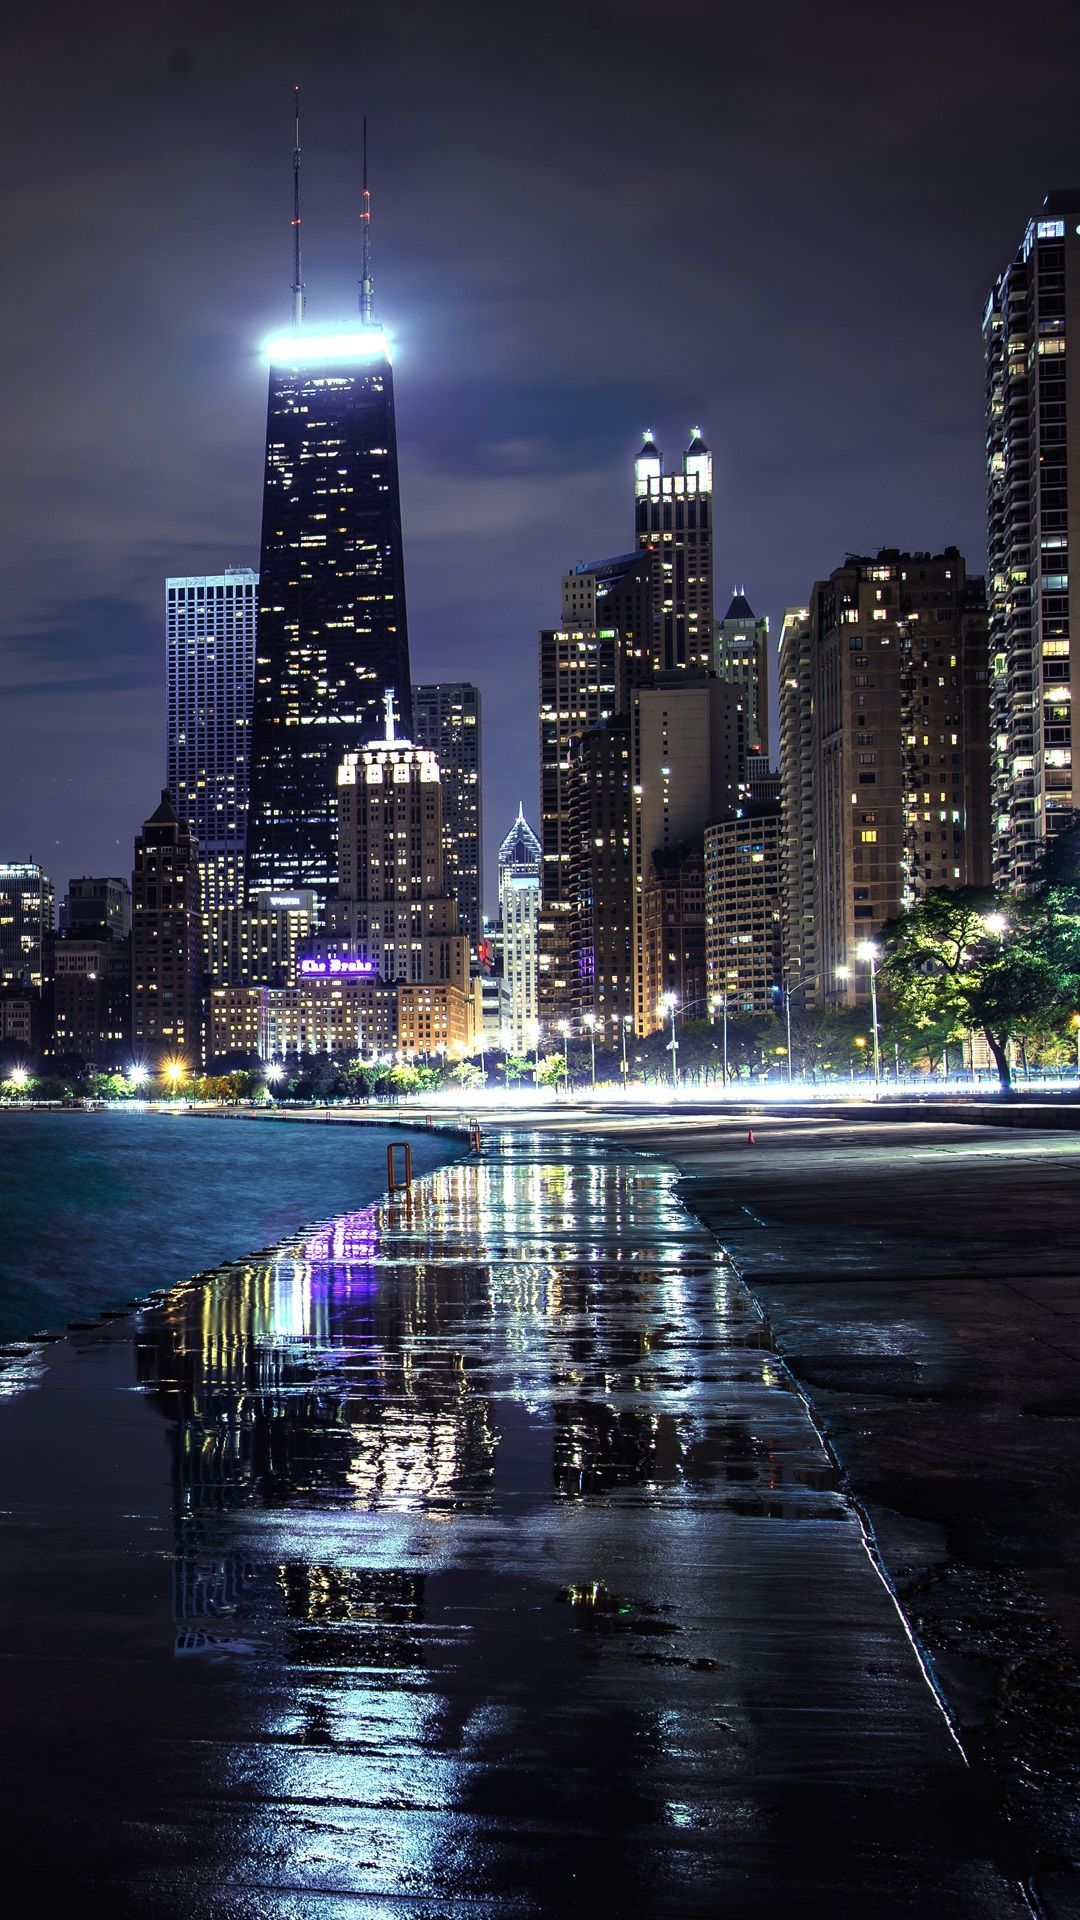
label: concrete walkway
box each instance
[0,1134,1023,1916]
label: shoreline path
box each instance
[0,1128,1026,1916]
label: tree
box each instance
[450,1061,484,1091]
[536,1053,568,1088]
[880,886,1080,1093]
[500,1052,532,1088]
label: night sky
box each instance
[5,0,1080,908]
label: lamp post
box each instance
[558,1018,570,1093]
[528,1018,541,1085]
[839,948,881,1089]
[620,1014,632,1082]
[1072,1013,1080,1080]
[855,941,882,1087]
[582,1013,599,1090]
[784,985,793,1084]
[660,991,679,1094]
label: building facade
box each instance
[782,551,991,1008]
[259,979,397,1062]
[634,430,714,672]
[778,607,815,997]
[985,192,1080,888]
[497,805,541,1052]
[0,864,54,989]
[412,682,483,944]
[630,675,744,1032]
[63,878,131,941]
[166,569,258,914]
[713,591,770,761]
[50,938,130,1069]
[567,718,633,1034]
[704,803,784,1017]
[245,318,413,915]
[204,888,315,989]
[639,844,708,1032]
[131,792,203,1064]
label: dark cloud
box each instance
[4,0,1080,895]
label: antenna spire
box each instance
[291,86,304,327]
[383,687,397,741]
[360,116,374,323]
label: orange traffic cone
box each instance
[748,1129,756,1145]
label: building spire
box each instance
[291,85,304,327]
[383,687,397,741]
[360,116,374,323]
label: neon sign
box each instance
[298,958,375,978]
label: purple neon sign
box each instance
[299,957,376,978]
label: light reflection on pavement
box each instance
[0,1136,1024,1917]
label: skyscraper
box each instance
[714,590,770,761]
[328,698,470,1044]
[498,805,541,1052]
[781,550,991,1008]
[704,802,784,1017]
[167,569,258,915]
[629,676,744,1032]
[537,552,650,1026]
[985,193,1080,887]
[0,864,54,989]
[412,683,483,943]
[634,429,714,672]
[246,125,412,917]
[131,792,203,1064]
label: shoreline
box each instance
[0,1129,1023,1916]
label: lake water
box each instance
[0,1111,461,1341]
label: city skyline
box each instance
[4,1,1079,902]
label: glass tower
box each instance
[166,569,258,914]
[985,192,1080,887]
[245,325,413,916]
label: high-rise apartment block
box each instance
[634,430,713,671]
[246,319,412,915]
[166,570,258,914]
[131,792,203,1063]
[781,551,991,1007]
[0,864,54,989]
[204,889,315,989]
[704,802,784,1016]
[568,717,634,1029]
[412,683,483,943]
[538,592,618,1025]
[714,590,770,761]
[985,192,1080,887]
[497,806,541,1052]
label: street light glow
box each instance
[8,1066,30,1089]
[983,912,1009,935]
[855,940,880,962]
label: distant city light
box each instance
[262,326,392,368]
[298,957,376,977]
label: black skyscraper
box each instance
[246,116,413,914]
[245,328,413,912]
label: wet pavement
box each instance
[0,1134,1025,1917]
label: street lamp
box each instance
[163,1059,188,1095]
[265,1061,284,1085]
[527,1018,541,1084]
[659,991,679,1094]
[8,1065,30,1090]
[583,1013,599,1090]
[558,1018,570,1090]
[126,1063,149,1089]
[855,940,882,1087]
